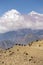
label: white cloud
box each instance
[0,9,43,33]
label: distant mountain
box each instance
[0,29,43,49]
[0,10,43,49]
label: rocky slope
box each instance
[0,40,43,65]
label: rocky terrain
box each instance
[0,40,43,65]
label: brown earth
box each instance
[0,40,43,65]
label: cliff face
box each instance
[0,40,43,65]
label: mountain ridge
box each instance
[0,29,43,49]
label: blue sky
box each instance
[0,0,43,15]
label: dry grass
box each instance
[0,40,43,65]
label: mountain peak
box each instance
[29,11,39,16]
[4,9,20,15]
[30,11,38,14]
[29,11,43,16]
[1,9,21,19]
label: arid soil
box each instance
[0,40,43,65]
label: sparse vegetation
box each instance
[29,58,32,61]
[9,52,14,56]
[17,49,19,51]
[39,45,41,47]
[34,61,36,63]
[31,56,33,58]
[25,52,28,55]
[2,61,4,64]
[9,50,11,52]
[36,40,39,42]
[0,40,43,65]
[28,43,32,46]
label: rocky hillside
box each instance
[0,40,43,65]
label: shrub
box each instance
[9,50,11,52]
[29,43,32,46]
[9,52,14,56]
[2,61,4,64]
[36,40,38,42]
[29,59,32,61]
[17,49,19,51]
[25,52,28,55]
[31,56,33,58]
[39,45,41,47]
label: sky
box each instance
[0,9,43,33]
[0,0,43,33]
[0,0,43,15]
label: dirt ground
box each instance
[0,40,43,65]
